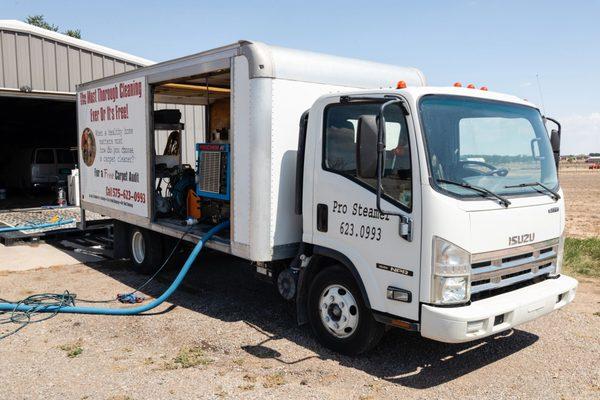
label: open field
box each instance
[561,169,600,277]
[560,169,600,238]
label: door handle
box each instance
[399,215,412,242]
[317,203,328,232]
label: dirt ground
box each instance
[0,249,598,400]
[0,171,599,399]
[560,169,600,238]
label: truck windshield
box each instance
[419,95,558,199]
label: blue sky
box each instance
[4,0,599,153]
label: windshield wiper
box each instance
[504,182,560,201]
[437,179,511,207]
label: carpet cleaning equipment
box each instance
[0,220,228,318]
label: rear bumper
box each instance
[420,275,578,343]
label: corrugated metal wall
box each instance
[154,103,206,165]
[0,29,142,93]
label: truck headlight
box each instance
[432,237,471,304]
[554,230,566,275]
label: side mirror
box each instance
[546,117,561,169]
[550,129,561,166]
[356,115,380,178]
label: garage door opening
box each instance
[0,96,77,210]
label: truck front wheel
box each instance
[307,265,384,355]
[129,227,164,274]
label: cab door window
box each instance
[323,102,412,210]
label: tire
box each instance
[307,265,384,355]
[129,227,164,274]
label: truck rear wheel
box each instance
[129,227,164,274]
[307,265,384,355]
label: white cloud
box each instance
[557,113,600,155]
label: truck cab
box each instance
[296,85,577,353]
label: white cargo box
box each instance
[76,40,425,261]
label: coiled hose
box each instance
[0,220,229,316]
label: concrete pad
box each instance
[0,242,102,272]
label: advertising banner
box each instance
[77,77,149,217]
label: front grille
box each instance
[470,238,559,300]
[472,261,491,269]
[502,252,533,264]
[470,276,548,302]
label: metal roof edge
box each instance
[0,19,154,66]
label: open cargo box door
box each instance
[149,68,233,244]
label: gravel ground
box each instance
[0,251,598,400]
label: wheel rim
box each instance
[131,231,146,264]
[319,284,359,338]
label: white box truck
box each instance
[76,41,577,354]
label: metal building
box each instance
[0,20,153,209]
[0,20,152,99]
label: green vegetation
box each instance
[64,29,82,39]
[59,340,83,358]
[263,372,286,388]
[563,237,600,278]
[172,346,212,368]
[25,15,58,32]
[25,15,81,38]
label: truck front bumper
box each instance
[420,275,578,343]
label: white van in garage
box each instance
[24,147,77,189]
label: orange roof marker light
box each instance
[480,86,489,91]
[467,84,476,89]
[396,80,407,89]
[453,82,462,87]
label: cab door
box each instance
[309,97,422,321]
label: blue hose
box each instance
[0,218,75,233]
[0,220,229,315]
